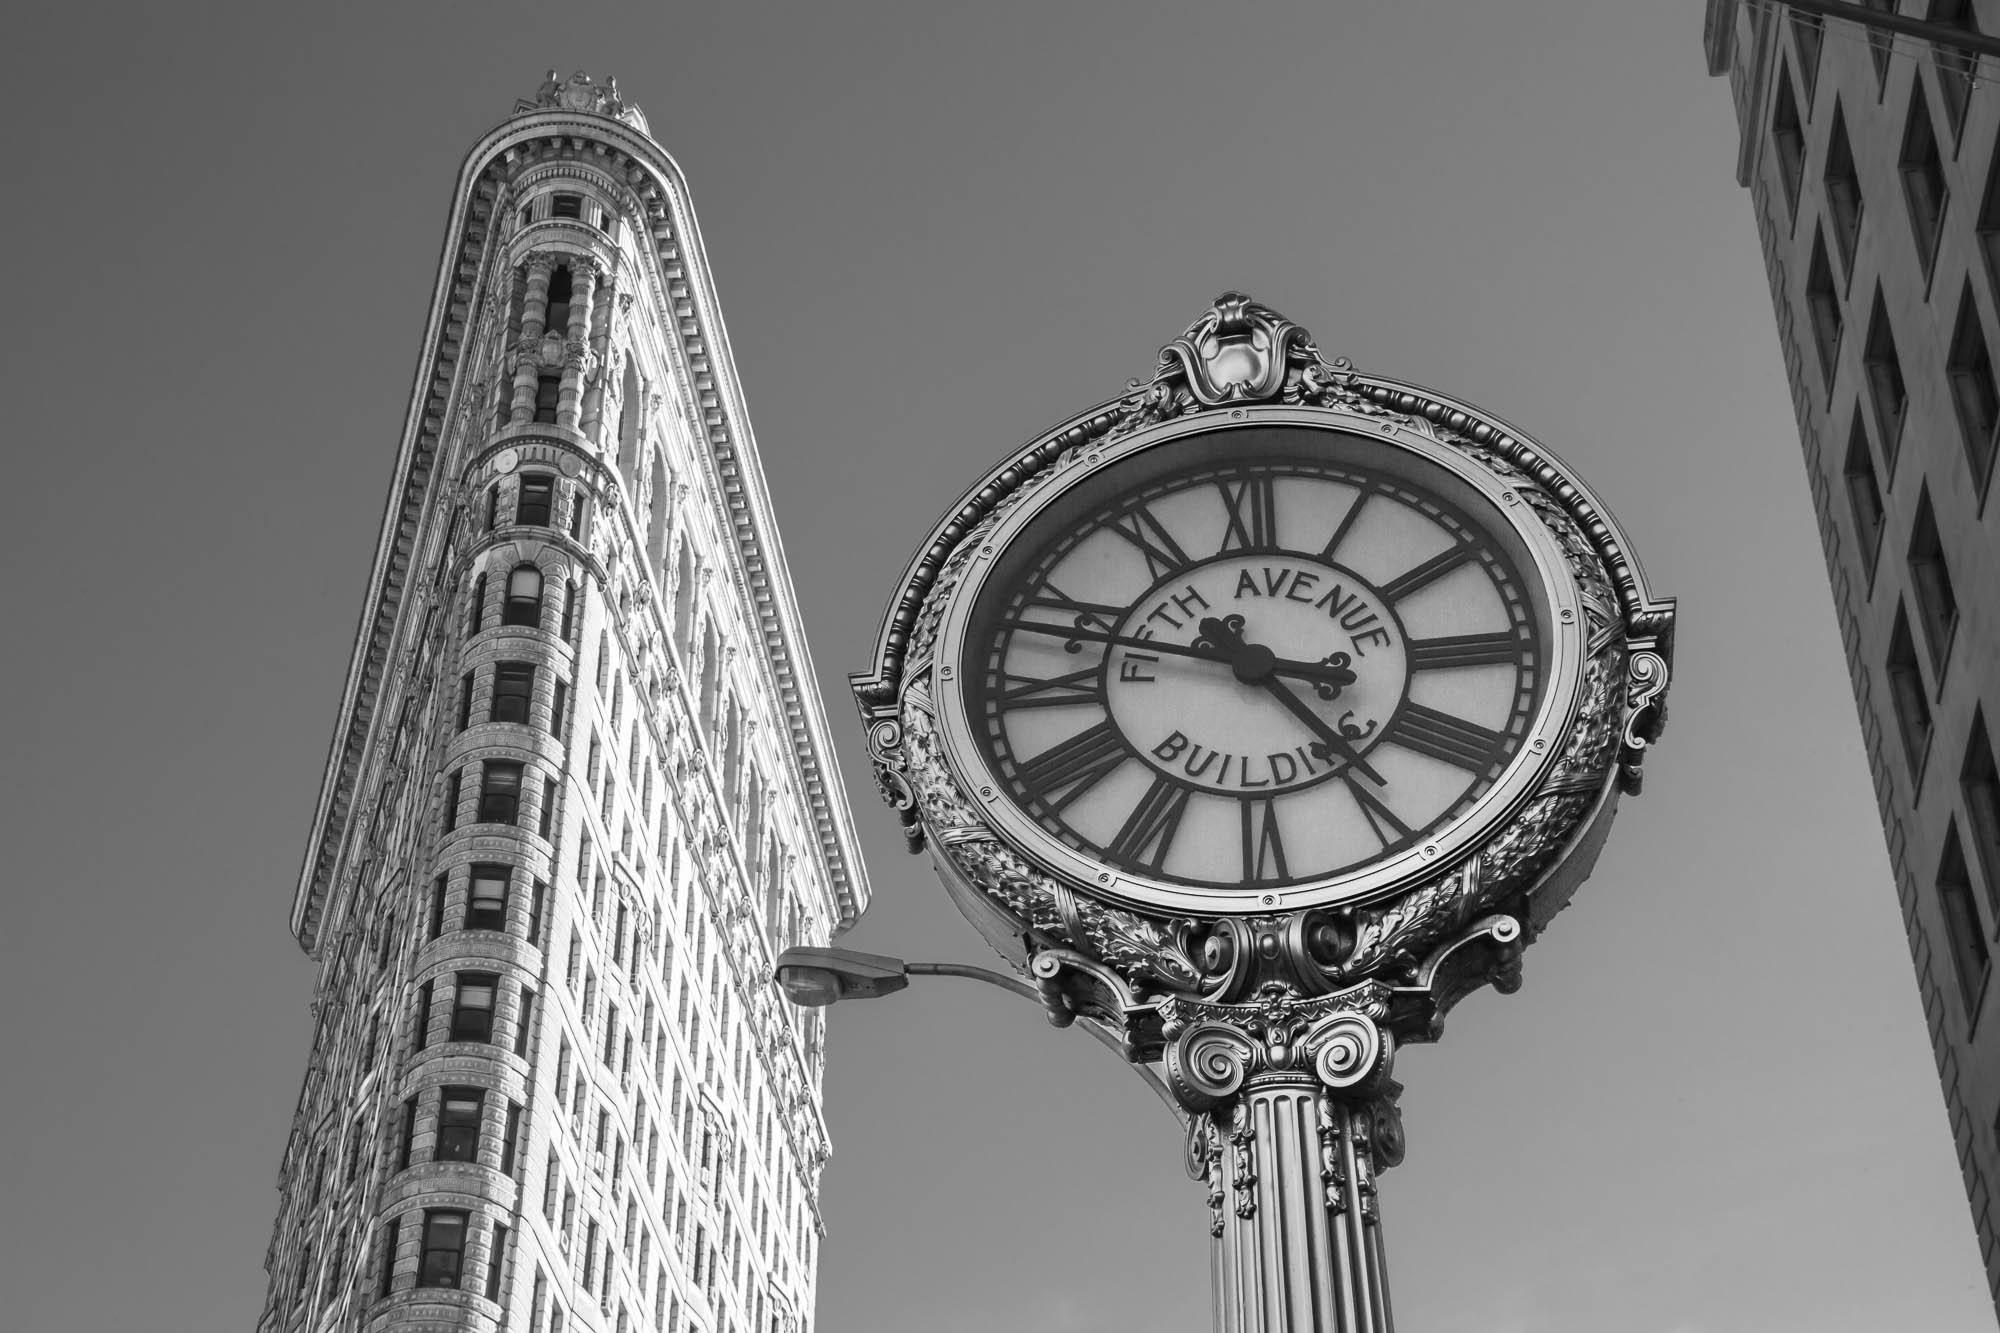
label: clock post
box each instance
[849,295,1674,1333]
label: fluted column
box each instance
[510,257,555,424]
[1166,1001,1401,1333]
[580,275,619,444]
[558,260,598,431]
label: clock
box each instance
[926,412,1585,916]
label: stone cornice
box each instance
[292,104,872,952]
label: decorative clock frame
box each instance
[849,295,1674,1332]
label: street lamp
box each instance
[773,944,1186,1119]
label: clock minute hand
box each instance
[1195,615,1386,785]
[1002,617,1357,691]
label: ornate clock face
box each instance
[947,422,1565,903]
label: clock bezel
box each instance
[927,405,1588,916]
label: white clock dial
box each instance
[963,440,1544,892]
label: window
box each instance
[560,578,579,638]
[1979,135,2000,298]
[487,1223,510,1300]
[1863,290,1907,468]
[516,987,537,1057]
[1791,11,1823,103]
[1940,826,1990,1015]
[502,1102,524,1175]
[1932,0,1979,138]
[551,193,582,219]
[417,1210,469,1289]
[534,374,561,424]
[1863,0,1895,89]
[458,671,475,731]
[1966,714,2000,910]
[428,874,447,940]
[1805,229,1841,389]
[485,484,500,532]
[1947,285,2000,490]
[378,1219,400,1297]
[442,771,462,834]
[547,265,574,334]
[412,982,433,1052]
[1900,80,1949,277]
[398,1096,418,1170]
[517,474,555,527]
[450,972,499,1043]
[528,879,547,947]
[1843,411,1886,572]
[550,680,568,737]
[467,574,487,636]
[1825,102,1863,273]
[1888,605,1933,778]
[491,663,535,724]
[435,1088,485,1162]
[478,761,524,824]
[503,565,544,628]
[1908,488,1959,669]
[540,778,558,839]
[1773,64,1806,215]
[466,864,510,931]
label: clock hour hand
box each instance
[1001,617,1358,693]
[1195,615,1386,785]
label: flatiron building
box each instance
[257,71,870,1333]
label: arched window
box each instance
[560,579,580,641]
[503,565,544,628]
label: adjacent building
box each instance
[1705,0,2000,1312]
[258,71,870,1333]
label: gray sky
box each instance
[3,3,1989,1331]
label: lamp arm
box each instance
[904,961,1044,1004]
[904,961,1185,1126]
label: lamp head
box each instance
[773,947,912,1007]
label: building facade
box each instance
[257,72,870,1333]
[1705,0,2000,1312]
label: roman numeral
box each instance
[1105,506,1191,578]
[1106,775,1190,871]
[1017,721,1128,810]
[1217,476,1279,552]
[1241,797,1288,884]
[997,669,1106,711]
[1345,778,1413,847]
[1407,632,1524,670]
[1377,544,1475,603]
[1382,703,1504,771]
[1317,490,1372,561]
[1023,585,1124,628]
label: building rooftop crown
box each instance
[515,69,649,134]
